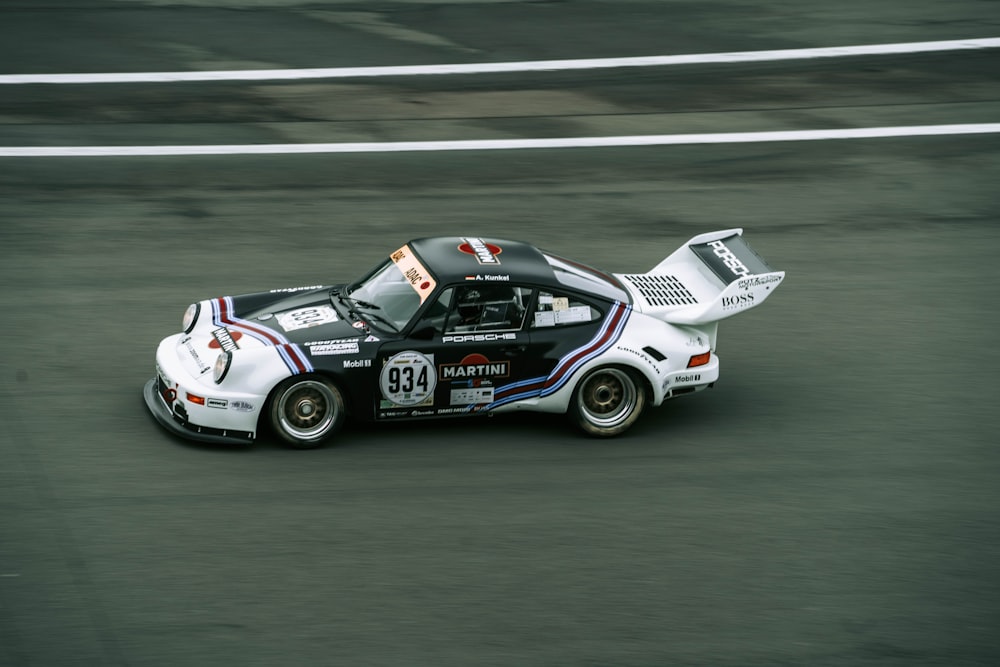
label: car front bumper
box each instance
[143,334,267,445]
[143,377,254,445]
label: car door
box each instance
[486,288,611,407]
[373,283,535,420]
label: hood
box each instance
[221,285,362,345]
[175,286,366,381]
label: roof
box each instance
[408,237,557,286]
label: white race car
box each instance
[143,229,784,447]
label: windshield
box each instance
[345,254,433,331]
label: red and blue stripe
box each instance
[210,296,313,376]
[485,301,631,410]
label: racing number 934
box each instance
[387,364,428,394]
[379,351,436,406]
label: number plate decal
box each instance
[276,306,338,332]
[380,351,436,406]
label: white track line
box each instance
[1,38,998,85]
[3,125,998,157]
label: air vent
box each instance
[622,274,698,307]
[642,346,667,362]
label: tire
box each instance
[269,376,345,449]
[570,366,646,437]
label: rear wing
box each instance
[614,228,784,325]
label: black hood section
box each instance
[228,285,336,314]
[225,285,362,344]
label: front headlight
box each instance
[213,351,232,384]
[182,303,200,334]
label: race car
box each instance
[143,230,784,448]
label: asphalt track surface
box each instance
[2,2,1000,665]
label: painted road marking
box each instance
[1,38,998,85]
[3,124,998,157]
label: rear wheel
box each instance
[269,376,345,449]
[570,366,646,437]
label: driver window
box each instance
[444,284,531,333]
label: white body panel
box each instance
[492,308,719,415]
[152,298,299,437]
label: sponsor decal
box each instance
[443,332,517,343]
[380,351,436,407]
[306,338,361,356]
[436,407,471,415]
[230,400,254,412]
[390,245,437,303]
[209,327,242,351]
[708,239,751,278]
[691,236,766,284]
[685,336,705,347]
[276,306,338,332]
[157,368,178,406]
[364,335,380,343]
[721,293,755,310]
[306,337,361,345]
[439,354,510,380]
[737,274,782,290]
[181,336,211,374]
[206,398,228,409]
[618,346,661,373]
[309,343,359,355]
[343,358,372,369]
[352,321,366,329]
[450,379,495,406]
[675,373,701,383]
[380,406,474,419]
[534,304,592,327]
[269,285,323,293]
[459,238,502,265]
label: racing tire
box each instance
[269,376,345,449]
[570,366,646,437]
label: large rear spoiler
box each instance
[614,229,784,326]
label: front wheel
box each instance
[570,366,646,437]
[269,376,345,449]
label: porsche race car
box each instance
[143,230,784,448]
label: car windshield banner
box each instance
[390,244,437,303]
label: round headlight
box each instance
[182,303,200,334]
[213,351,232,384]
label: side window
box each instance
[531,291,602,328]
[416,287,454,335]
[444,284,531,333]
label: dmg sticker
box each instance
[380,351,436,406]
[276,306,338,332]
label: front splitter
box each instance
[143,379,254,445]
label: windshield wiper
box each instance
[335,288,398,332]
[345,296,380,310]
[357,310,399,333]
[334,288,373,313]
